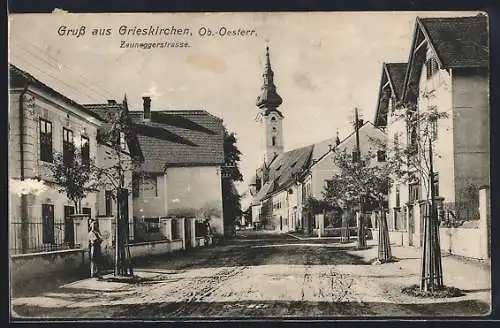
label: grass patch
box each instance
[401,284,465,298]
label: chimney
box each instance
[142,96,151,120]
[107,99,117,105]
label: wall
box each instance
[439,227,484,259]
[10,240,186,290]
[452,69,490,202]
[11,249,86,291]
[133,173,167,218]
[166,166,224,235]
[9,86,101,222]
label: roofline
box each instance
[373,63,389,126]
[9,64,105,122]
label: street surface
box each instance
[11,231,490,318]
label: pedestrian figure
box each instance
[88,220,103,278]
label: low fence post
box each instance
[479,186,490,259]
[178,217,186,250]
[190,218,196,248]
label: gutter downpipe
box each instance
[19,83,30,253]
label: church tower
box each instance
[256,46,284,165]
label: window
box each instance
[271,116,276,121]
[426,57,439,79]
[132,174,140,198]
[42,204,55,244]
[105,190,113,216]
[409,182,420,203]
[119,132,126,151]
[63,128,74,165]
[272,136,276,146]
[395,184,401,208]
[431,119,438,141]
[81,136,90,165]
[352,150,360,163]
[39,119,53,162]
[432,172,439,198]
[377,150,386,162]
[82,207,92,219]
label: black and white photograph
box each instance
[8,10,491,319]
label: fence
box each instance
[442,201,480,227]
[10,220,79,255]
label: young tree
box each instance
[383,89,449,291]
[50,142,100,214]
[221,129,244,237]
[323,150,395,256]
[95,96,143,277]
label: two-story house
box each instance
[129,97,226,236]
[374,15,489,247]
[9,64,103,253]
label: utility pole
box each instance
[354,108,366,249]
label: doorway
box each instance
[64,205,75,247]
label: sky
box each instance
[8,11,480,206]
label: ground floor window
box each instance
[42,204,55,244]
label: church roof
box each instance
[128,110,225,172]
[252,145,314,204]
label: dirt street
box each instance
[11,231,490,319]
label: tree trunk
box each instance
[420,201,443,291]
[377,207,392,262]
[340,209,350,243]
[357,211,367,249]
[114,188,134,277]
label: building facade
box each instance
[9,64,103,253]
[374,16,489,247]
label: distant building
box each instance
[248,48,387,232]
[129,97,226,236]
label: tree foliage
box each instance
[322,150,394,212]
[221,128,244,231]
[50,143,100,213]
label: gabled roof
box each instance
[83,102,144,162]
[129,110,225,172]
[252,145,314,204]
[403,15,488,101]
[419,16,488,69]
[374,63,407,128]
[9,64,103,122]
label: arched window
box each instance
[271,116,276,122]
[272,127,277,133]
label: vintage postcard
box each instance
[8,11,491,320]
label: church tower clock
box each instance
[256,46,284,165]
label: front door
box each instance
[64,205,75,247]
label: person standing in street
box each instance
[88,220,103,278]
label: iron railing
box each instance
[10,220,79,255]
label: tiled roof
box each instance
[252,145,314,203]
[374,63,407,127]
[129,110,225,172]
[419,16,489,69]
[385,63,407,100]
[9,64,104,122]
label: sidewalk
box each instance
[338,239,491,309]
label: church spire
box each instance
[256,46,283,112]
